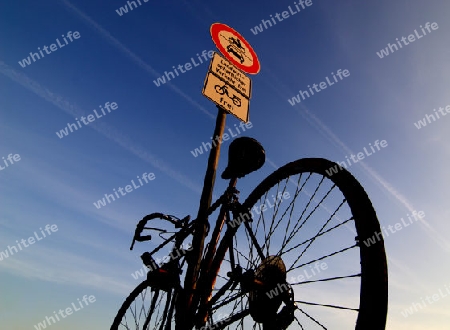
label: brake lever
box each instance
[130,233,153,250]
[136,235,152,241]
[130,237,137,250]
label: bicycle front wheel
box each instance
[209,158,387,330]
[110,280,177,330]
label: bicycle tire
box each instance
[206,158,387,330]
[111,212,188,330]
[110,280,177,330]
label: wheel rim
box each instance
[111,281,176,330]
[207,158,387,330]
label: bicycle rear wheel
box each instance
[208,158,387,330]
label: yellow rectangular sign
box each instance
[202,72,249,123]
[209,52,251,98]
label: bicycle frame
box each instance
[132,179,248,329]
[191,178,239,327]
[173,178,239,329]
[171,176,267,330]
[133,108,266,330]
[116,134,388,330]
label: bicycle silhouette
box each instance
[110,130,388,328]
[214,83,242,107]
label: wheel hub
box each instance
[249,256,290,323]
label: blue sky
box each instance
[1,0,450,329]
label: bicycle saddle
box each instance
[221,137,265,179]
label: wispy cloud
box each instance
[0,159,149,295]
[0,244,135,296]
[0,60,202,194]
[262,64,450,254]
[60,0,215,120]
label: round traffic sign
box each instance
[210,23,260,75]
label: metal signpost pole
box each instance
[177,22,259,330]
[181,105,227,329]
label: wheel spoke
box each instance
[280,174,304,249]
[295,300,359,312]
[147,289,159,327]
[294,314,305,330]
[211,290,246,311]
[280,216,354,256]
[280,174,317,249]
[253,175,305,261]
[287,197,346,272]
[291,273,361,285]
[289,244,358,272]
[112,282,176,330]
[281,180,336,256]
[263,179,290,252]
[233,244,255,268]
[243,219,265,260]
[213,309,251,330]
[296,306,328,329]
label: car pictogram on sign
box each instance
[226,37,245,64]
[210,23,260,74]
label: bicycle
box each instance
[214,84,242,107]
[110,135,388,330]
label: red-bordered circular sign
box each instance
[210,23,260,75]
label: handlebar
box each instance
[130,213,190,250]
